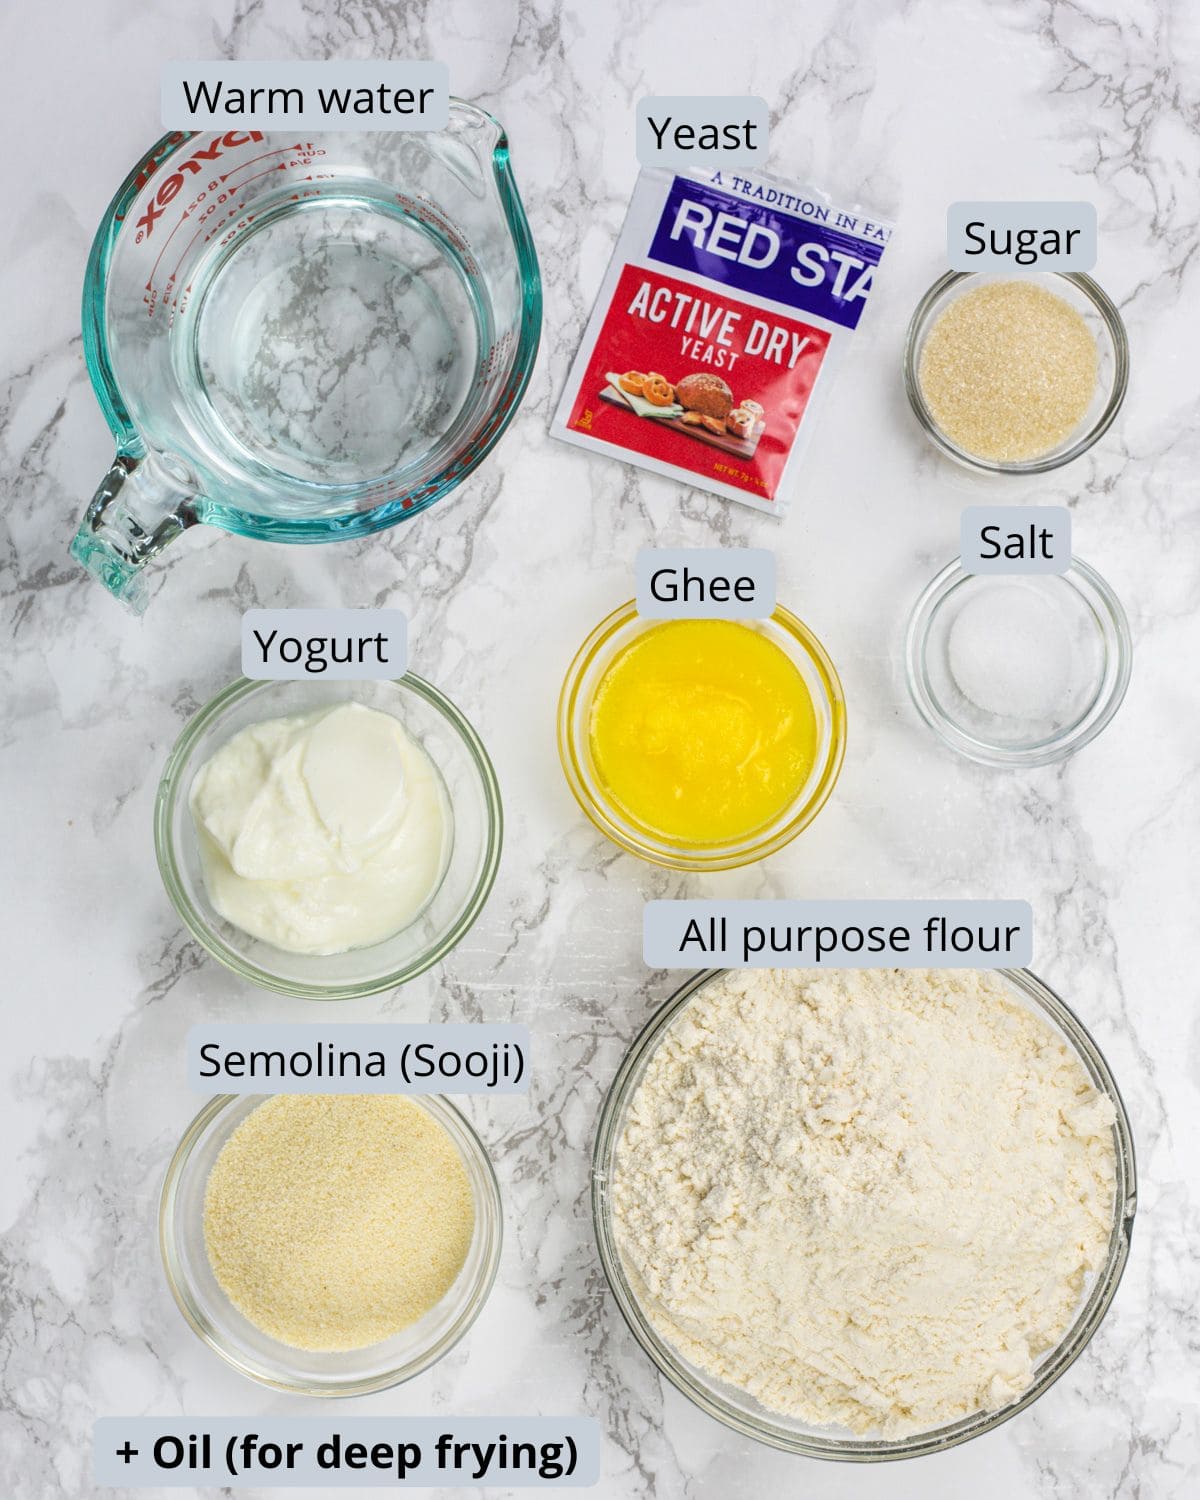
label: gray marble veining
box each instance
[1,1,1197,1497]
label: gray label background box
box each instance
[644,899,1033,968]
[947,201,1097,272]
[636,548,776,619]
[960,506,1072,575]
[188,1024,530,1094]
[636,96,769,173]
[163,62,450,130]
[94,1417,600,1487]
[242,609,408,679]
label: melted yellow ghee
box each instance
[588,619,818,845]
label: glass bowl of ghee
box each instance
[558,603,846,871]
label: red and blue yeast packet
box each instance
[552,166,893,514]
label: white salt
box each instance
[947,583,1075,723]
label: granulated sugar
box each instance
[204,1094,474,1352]
[611,969,1117,1438]
[918,280,1098,462]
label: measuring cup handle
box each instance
[69,453,198,614]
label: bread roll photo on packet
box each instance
[551,166,893,514]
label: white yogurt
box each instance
[189,702,450,955]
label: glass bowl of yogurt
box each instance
[156,676,502,998]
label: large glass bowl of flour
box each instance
[592,967,1136,1461]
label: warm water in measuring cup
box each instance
[191,193,482,485]
[72,107,541,611]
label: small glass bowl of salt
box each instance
[905,559,1131,767]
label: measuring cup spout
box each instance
[69,452,198,614]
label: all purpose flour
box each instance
[611,968,1117,1437]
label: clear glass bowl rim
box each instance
[592,966,1137,1462]
[557,601,848,872]
[904,556,1133,767]
[159,1091,503,1396]
[82,100,543,542]
[154,673,503,999]
[902,270,1130,474]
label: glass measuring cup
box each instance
[71,103,541,611]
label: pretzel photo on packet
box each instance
[642,373,676,406]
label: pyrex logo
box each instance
[136,131,265,237]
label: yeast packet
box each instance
[551,166,893,514]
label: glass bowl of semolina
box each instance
[903,271,1128,473]
[160,1093,503,1395]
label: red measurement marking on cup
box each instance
[147,185,226,288]
[144,154,326,308]
[149,192,247,307]
[238,164,291,190]
[145,184,249,298]
[218,145,305,183]
[146,212,190,291]
[171,212,257,319]
[146,169,291,314]
[145,145,317,283]
[145,209,245,318]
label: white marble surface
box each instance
[2,1,1198,1496]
